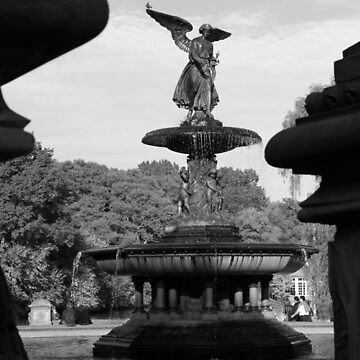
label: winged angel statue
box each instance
[146,6,231,124]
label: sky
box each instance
[4,0,360,200]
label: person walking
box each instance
[290,296,300,321]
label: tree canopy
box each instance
[0,141,332,319]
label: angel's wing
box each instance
[146,9,192,53]
[207,28,231,42]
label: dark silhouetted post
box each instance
[0,1,109,358]
[266,41,360,360]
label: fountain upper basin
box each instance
[85,243,317,277]
[142,126,262,155]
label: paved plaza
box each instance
[19,320,334,360]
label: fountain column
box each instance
[202,279,217,320]
[179,280,187,313]
[168,287,177,311]
[155,280,166,312]
[168,279,180,318]
[260,276,272,302]
[261,276,272,312]
[249,282,259,310]
[218,279,231,318]
[132,277,145,312]
[132,277,147,320]
[257,281,262,308]
[150,280,157,309]
[234,285,244,310]
[203,279,215,310]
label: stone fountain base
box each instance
[93,316,311,360]
[86,241,317,359]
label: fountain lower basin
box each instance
[85,243,314,276]
[85,242,317,360]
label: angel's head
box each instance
[199,23,213,37]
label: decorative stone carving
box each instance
[28,298,52,326]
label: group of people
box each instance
[284,296,313,322]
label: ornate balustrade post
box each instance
[266,41,360,360]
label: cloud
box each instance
[3,1,360,200]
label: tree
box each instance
[301,223,335,320]
[235,207,282,243]
[235,199,304,244]
[280,82,332,196]
[219,167,268,218]
[270,274,293,302]
[278,81,336,319]
[69,255,103,309]
[59,160,123,247]
[0,143,81,312]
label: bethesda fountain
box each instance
[85,7,317,360]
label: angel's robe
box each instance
[173,35,219,114]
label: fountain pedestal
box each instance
[85,11,317,355]
[87,242,316,359]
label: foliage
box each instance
[0,241,65,305]
[0,143,79,312]
[301,223,335,320]
[270,275,293,301]
[219,167,268,217]
[69,255,103,310]
[280,82,333,196]
[236,198,334,316]
[0,150,183,313]
[235,207,281,243]
[277,80,337,318]
[0,140,330,317]
[99,275,135,310]
[235,198,305,243]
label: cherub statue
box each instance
[146,7,231,123]
[205,168,223,213]
[177,167,191,216]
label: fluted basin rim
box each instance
[142,126,262,155]
[85,243,318,276]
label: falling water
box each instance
[69,251,82,305]
[109,247,122,318]
[71,251,82,286]
[300,247,309,266]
